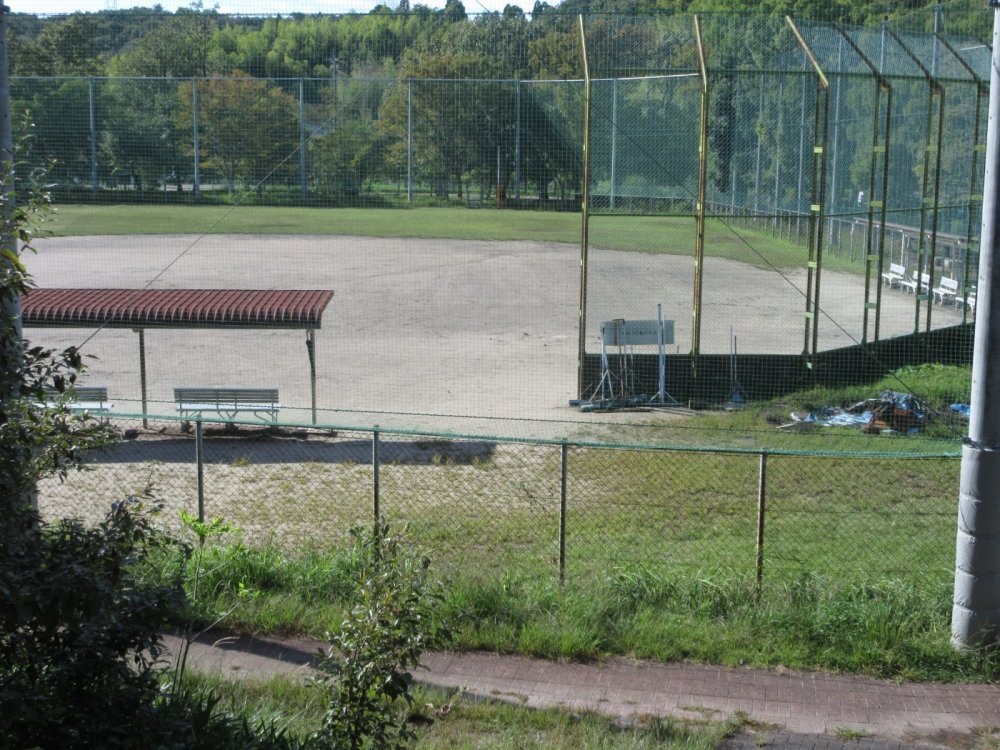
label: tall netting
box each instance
[573,10,988,413]
[13,2,992,613]
[8,5,989,443]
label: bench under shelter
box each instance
[20,288,333,425]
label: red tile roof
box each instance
[21,289,333,329]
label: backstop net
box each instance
[9,5,989,442]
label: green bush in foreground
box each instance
[313,519,450,750]
[0,133,439,749]
[0,130,190,749]
[0,494,179,749]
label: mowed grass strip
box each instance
[179,671,740,749]
[47,203,855,272]
[584,363,972,453]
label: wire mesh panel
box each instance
[586,74,700,360]
[564,446,759,582]
[380,437,561,583]
[36,416,199,531]
[12,76,97,191]
[195,424,374,548]
[762,453,959,586]
[704,67,823,357]
[32,413,964,605]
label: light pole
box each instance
[953,0,1000,648]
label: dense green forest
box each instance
[6,1,989,224]
[9,1,984,80]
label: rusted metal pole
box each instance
[756,452,768,592]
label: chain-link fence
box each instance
[14,6,981,600]
[12,7,988,431]
[36,413,960,592]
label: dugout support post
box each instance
[306,329,317,425]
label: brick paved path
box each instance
[163,633,1000,749]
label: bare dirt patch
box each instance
[25,234,961,438]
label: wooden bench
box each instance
[881,262,907,288]
[933,276,959,305]
[174,387,280,423]
[43,386,112,415]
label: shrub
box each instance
[0,491,187,748]
[0,125,302,749]
[312,519,449,750]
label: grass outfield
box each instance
[45,204,860,273]
[139,449,978,682]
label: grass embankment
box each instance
[586,362,970,450]
[117,364,982,681]
[47,204,857,273]
[159,514,986,685]
[181,672,744,749]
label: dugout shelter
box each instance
[20,288,333,424]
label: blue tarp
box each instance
[789,391,925,432]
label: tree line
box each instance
[10,1,978,81]
[8,1,985,213]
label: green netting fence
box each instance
[36,413,960,592]
[13,4,986,605]
[11,9,988,436]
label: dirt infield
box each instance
[24,234,963,437]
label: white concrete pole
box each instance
[952,1,1000,649]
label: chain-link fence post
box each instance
[559,442,568,585]
[514,78,522,200]
[755,451,767,593]
[299,78,306,201]
[372,428,381,523]
[195,418,205,523]
[406,80,413,202]
[88,77,97,195]
[138,329,148,429]
[193,78,200,199]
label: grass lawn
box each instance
[144,474,982,682]
[46,204,858,273]
[116,435,970,682]
[47,364,976,681]
[179,671,745,749]
[577,362,971,451]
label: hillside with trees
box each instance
[7,1,987,209]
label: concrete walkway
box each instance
[162,632,1000,749]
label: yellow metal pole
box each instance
[786,17,830,359]
[577,14,592,400]
[692,15,709,361]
